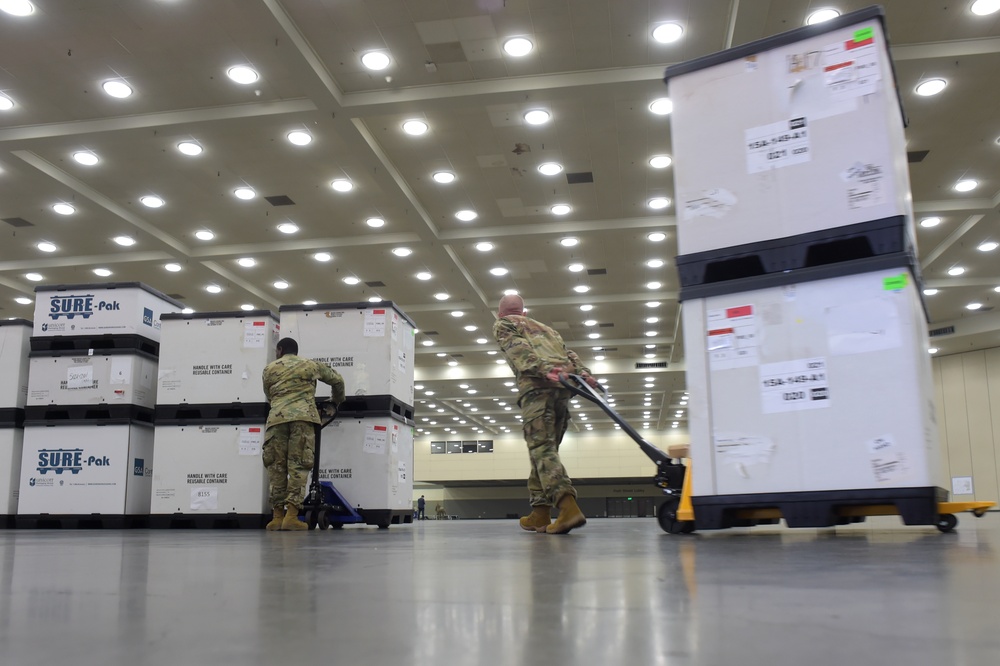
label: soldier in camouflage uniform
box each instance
[262,337,345,531]
[493,294,600,534]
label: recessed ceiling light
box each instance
[583,319,598,326]
[977,241,999,252]
[0,93,13,110]
[164,263,182,272]
[573,285,590,293]
[392,247,413,257]
[72,151,99,166]
[648,197,671,209]
[503,289,519,296]
[277,222,299,234]
[402,120,428,135]
[343,276,361,285]
[647,281,662,289]
[954,179,978,192]
[651,22,684,43]
[915,79,947,96]
[93,268,112,277]
[551,204,572,216]
[330,179,353,192]
[928,347,939,354]
[503,37,533,57]
[995,286,1000,293]
[524,109,551,125]
[0,0,34,16]
[649,155,672,169]
[234,187,256,200]
[647,232,666,242]
[361,51,391,70]
[432,170,456,184]
[646,331,658,337]
[273,280,289,290]
[416,272,432,280]
[24,272,42,282]
[972,0,1000,15]
[303,300,317,306]
[366,217,385,228]
[434,292,450,300]
[455,209,478,221]
[489,267,508,276]
[14,296,32,305]
[450,311,464,318]
[113,236,136,247]
[287,130,312,146]
[538,162,563,176]
[920,217,942,228]
[102,80,132,98]
[52,203,75,215]
[227,65,259,84]
[967,302,984,310]
[422,340,435,347]
[464,325,478,332]
[448,360,459,367]
[181,308,195,314]
[177,141,203,156]
[475,242,494,252]
[140,195,164,208]
[649,98,673,115]
[580,304,593,311]
[568,263,584,272]
[560,237,579,247]
[646,317,659,324]
[241,304,255,311]
[206,285,222,294]
[588,333,601,339]
[313,252,332,262]
[237,257,256,268]
[948,267,966,276]
[805,8,841,25]
[923,288,939,296]
[646,259,664,268]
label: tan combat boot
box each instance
[519,506,551,533]
[265,507,285,531]
[546,495,586,534]
[281,505,309,531]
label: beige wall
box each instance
[933,347,1000,503]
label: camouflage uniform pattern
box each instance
[493,315,591,506]
[262,354,346,508]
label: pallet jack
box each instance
[299,400,365,530]
[561,375,995,534]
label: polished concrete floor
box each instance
[1,517,999,666]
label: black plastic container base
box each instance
[154,402,270,423]
[148,513,268,529]
[29,333,160,356]
[14,514,150,529]
[23,404,154,424]
[357,508,414,529]
[338,395,414,422]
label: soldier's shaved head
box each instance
[498,294,524,318]
[276,337,298,357]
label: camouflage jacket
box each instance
[262,354,346,428]
[493,314,590,399]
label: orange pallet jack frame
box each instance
[560,375,995,535]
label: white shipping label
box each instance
[397,461,407,483]
[190,487,219,511]
[951,476,974,496]
[760,357,830,413]
[714,433,776,478]
[239,426,264,456]
[841,162,887,210]
[868,435,908,483]
[364,425,388,454]
[397,350,407,373]
[745,117,810,173]
[825,297,900,356]
[683,188,737,220]
[707,305,758,371]
[66,365,94,389]
[391,312,399,341]
[109,356,133,385]
[391,426,399,453]
[363,308,387,337]
[822,30,881,100]
[244,321,267,348]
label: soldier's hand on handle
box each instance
[579,371,600,390]
[545,366,567,386]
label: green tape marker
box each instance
[853,27,874,42]
[883,273,907,291]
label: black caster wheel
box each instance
[377,522,391,530]
[936,514,958,533]
[658,497,695,535]
[317,510,331,531]
[304,510,318,531]
[331,522,344,530]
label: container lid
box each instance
[29,347,159,361]
[0,318,32,328]
[33,281,184,307]
[279,301,416,328]
[23,418,154,428]
[333,410,415,427]
[161,310,277,322]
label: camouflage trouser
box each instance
[262,421,315,509]
[520,388,575,507]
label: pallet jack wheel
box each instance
[304,510,318,531]
[936,514,958,533]
[658,496,694,535]
[317,510,331,531]
[331,522,344,529]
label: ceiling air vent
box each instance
[587,268,607,276]
[264,195,295,206]
[907,150,929,163]
[423,330,439,336]
[167,293,185,300]
[3,217,33,228]
[566,172,594,184]
[928,326,955,337]
[635,361,668,369]
[598,322,615,328]
[365,281,386,288]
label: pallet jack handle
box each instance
[559,374,676,470]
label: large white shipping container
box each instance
[150,423,268,515]
[32,282,183,342]
[17,422,154,515]
[279,302,415,406]
[312,414,414,521]
[666,8,913,255]
[0,320,31,411]
[27,350,158,409]
[156,311,278,405]
[0,427,24,516]
[682,267,943,498]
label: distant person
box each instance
[436,503,447,520]
[262,337,345,531]
[417,495,426,520]
[493,294,599,534]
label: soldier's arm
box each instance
[494,319,554,378]
[314,362,346,405]
[566,349,592,376]
[261,366,274,403]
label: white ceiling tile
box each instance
[477,155,509,168]
[416,19,460,44]
[454,16,498,40]
[462,38,503,62]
